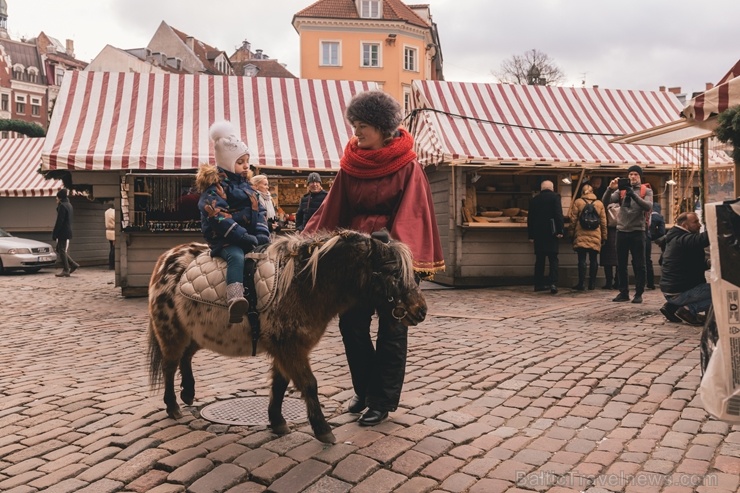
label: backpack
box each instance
[578,200,600,230]
[649,212,664,239]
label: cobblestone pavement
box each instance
[1,267,739,493]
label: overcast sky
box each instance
[6,0,739,96]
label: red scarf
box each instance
[340,128,417,179]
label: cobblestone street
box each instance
[1,266,738,493]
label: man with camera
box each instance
[602,165,653,303]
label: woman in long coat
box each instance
[600,203,621,289]
[568,184,607,290]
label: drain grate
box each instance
[200,397,307,426]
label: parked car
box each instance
[0,227,57,274]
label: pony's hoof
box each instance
[316,431,336,444]
[167,408,182,420]
[271,423,290,435]
[180,389,195,406]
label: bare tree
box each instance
[492,49,566,86]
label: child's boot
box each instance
[226,282,249,323]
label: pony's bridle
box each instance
[374,260,408,321]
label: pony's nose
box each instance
[417,305,427,322]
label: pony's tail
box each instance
[147,321,163,390]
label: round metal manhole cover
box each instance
[200,397,307,426]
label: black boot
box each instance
[572,264,585,290]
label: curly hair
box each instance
[345,91,403,139]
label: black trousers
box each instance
[616,230,646,296]
[576,248,599,286]
[534,252,559,287]
[645,234,655,287]
[339,303,408,412]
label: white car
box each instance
[0,227,57,274]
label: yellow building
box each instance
[292,0,443,112]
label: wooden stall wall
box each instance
[69,198,110,266]
[425,166,452,284]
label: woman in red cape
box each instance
[304,91,444,426]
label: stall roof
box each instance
[409,80,683,168]
[41,72,376,172]
[0,138,63,197]
[612,60,740,147]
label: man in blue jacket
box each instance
[659,212,711,325]
[296,173,328,231]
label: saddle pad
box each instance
[178,250,280,312]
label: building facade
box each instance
[293,0,443,111]
[0,1,86,134]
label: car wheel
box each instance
[0,258,4,274]
[24,267,42,274]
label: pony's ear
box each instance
[371,229,390,244]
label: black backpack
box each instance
[579,200,600,230]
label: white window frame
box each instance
[403,85,412,115]
[320,40,341,67]
[30,97,41,116]
[403,45,418,72]
[15,94,26,114]
[360,0,381,18]
[360,42,381,68]
[56,68,65,86]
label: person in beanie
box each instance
[303,90,445,426]
[295,172,327,231]
[52,189,80,277]
[196,121,270,323]
[603,165,653,303]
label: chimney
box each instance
[255,49,263,59]
[668,87,681,94]
[659,85,666,92]
[706,82,714,91]
[592,85,598,89]
[242,39,251,52]
[65,39,75,57]
[186,36,195,51]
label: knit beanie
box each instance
[307,172,322,184]
[209,121,249,173]
[345,91,403,136]
[627,165,643,179]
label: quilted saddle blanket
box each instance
[178,249,280,312]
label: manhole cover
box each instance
[200,397,307,426]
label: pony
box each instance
[147,230,427,443]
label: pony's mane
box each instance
[266,230,415,302]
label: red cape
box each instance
[304,160,445,275]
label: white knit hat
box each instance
[209,121,249,173]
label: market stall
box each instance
[614,60,740,213]
[0,137,109,264]
[408,80,683,286]
[41,72,374,295]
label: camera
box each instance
[617,178,630,191]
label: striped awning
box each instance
[409,80,683,167]
[0,138,63,197]
[42,72,377,172]
[681,75,740,122]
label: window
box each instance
[28,69,38,84]
[56,68,65,86]
[31,97,41,117]
[1,94,8,111]
[404,46,418,72]
[360,0,381,18]
[320,41,340,66]
[15,94,26,114]
[403,86,412,114]
[361,43,380,68]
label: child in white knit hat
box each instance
[196,121,270,323]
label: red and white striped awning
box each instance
[0,138,63,197]
[409,80,683,167]
[682,75,740,122]
[42,72,377,172]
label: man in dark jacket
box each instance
[645,202,666,289]
[659,212,710,325]
[296,172,328,231]
[527,180,564,294]
[52,189,80,277]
